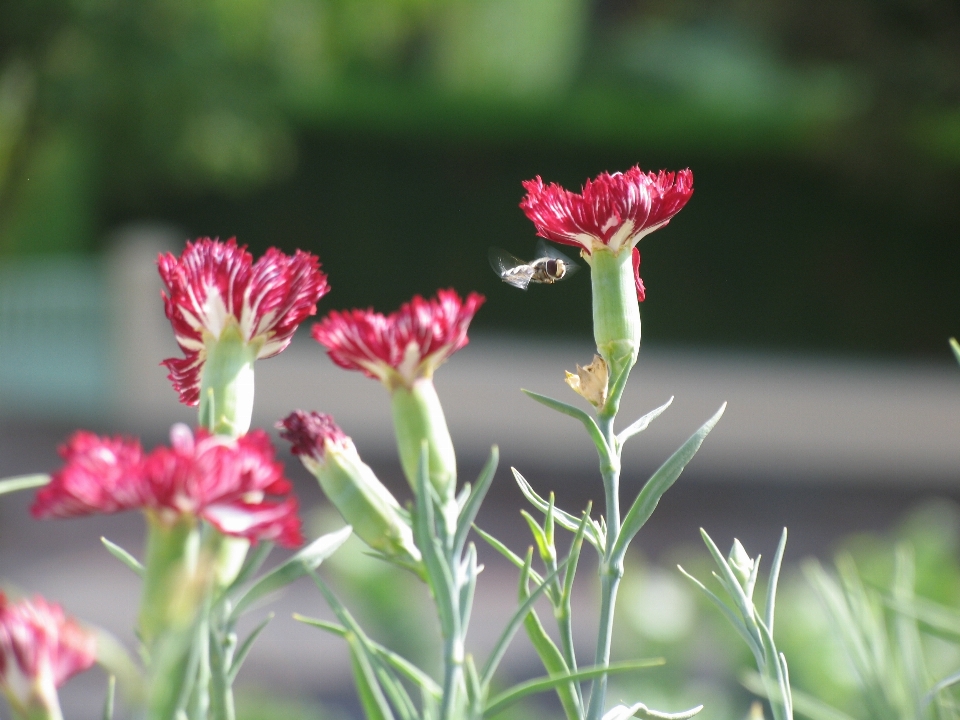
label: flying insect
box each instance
[488,240,579,290]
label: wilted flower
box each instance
[279,411,421,570]
[159,238,328,432]
[565,355,609,408]
[32,425,303,548]
[312,289,484,390]
[0,593,96,720]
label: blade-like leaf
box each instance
[473,525,546,586]
[950,338,960,366]
[0,473,49,496]
[513,468,602,550]
[521,389,610,460]
[612,404,726,563]
[483,659,664,717]
[101,537,144,577]
[678,565,763,663]
[519,560,580,720]
[223,541,274,597]
[481,559,569,687]
[296,615,441,697]
[348,635,395,720]
[764,529,788,634]
[231,525,352,619]
[616,397,674,446]
[226,614,274,684]
[454,446,498,556]
[742,672,856,720]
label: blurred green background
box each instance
[3,0,960,356]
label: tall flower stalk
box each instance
[511,166,724,720]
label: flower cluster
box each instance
[312,289,484,389]
[520,167,692,300]
[0,593,96,713]
[160,238,329,405]
[32,425,303,547]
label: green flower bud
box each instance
[728,538,756,591]
[279,412,423,572]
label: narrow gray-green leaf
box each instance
[0,473,49,496]
[226,614,274,684]
[101,537,144,577]
[742,672,856,720]
[765,528,788,635]
[611,404,725,563]
[521,389,610,460]
[513,468,602,550]
[950,338,960,366]
[616,397,674,446]
[483,659,663,717]
[481,560,568,687]
[454,446,498,556]
[231,525,352,619]
[296,614,441,697]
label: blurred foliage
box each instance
[2,0,959,354]
[604,500,960,720]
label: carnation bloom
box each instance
[0,593,96,719]
[520,167,692,300]
[32,425,303,548]
[312,289,485,390]
[312,290,483,498]
[159,237,329,408]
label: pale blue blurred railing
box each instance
[0,256,110,414]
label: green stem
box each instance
[586,415,623,720]
[139,514,200,647]
[391,379,457,500]
[198,328,258,437]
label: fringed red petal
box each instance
[33,427,304,548]
[520,166,693,252]
[0,592,96,694]
[312,289,485,385]
[159,238,329,406]
[31,432,147,518]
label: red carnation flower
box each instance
[32,426,303,548]
[312,289,484,388]
[0,593,96,714]
[159,238,329,405]
[520,167,692,300]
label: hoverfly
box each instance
[488,239,580,290]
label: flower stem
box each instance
[586,414,624,720]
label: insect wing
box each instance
[489,247,535,289]
[534,239,580,278]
